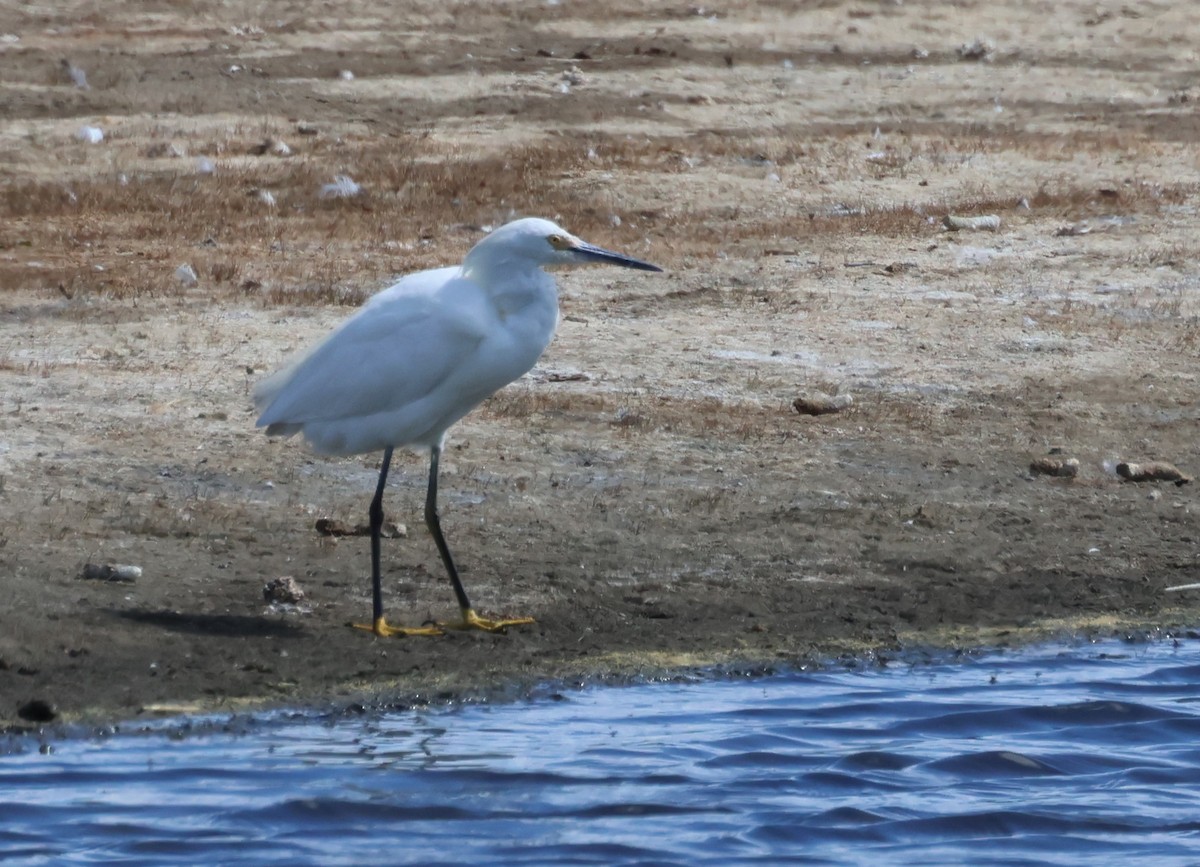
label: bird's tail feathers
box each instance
[252,352,312,423]
[252,370,286,414]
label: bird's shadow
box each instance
[108,608,304,638]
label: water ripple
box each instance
[2,637,1199,865]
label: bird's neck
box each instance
[460,260,557,338]
[461,246,533,280]
[462,256,556,304]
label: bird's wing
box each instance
[254,269,494,429]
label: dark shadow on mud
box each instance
[108,609,305,638]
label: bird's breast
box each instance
[491,285,558,345]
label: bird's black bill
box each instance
[573,241,663,272]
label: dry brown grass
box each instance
[2,125,1194,304]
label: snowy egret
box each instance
[254,218,662,636]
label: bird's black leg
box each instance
[425,443,473,613]
[353,446,442,636]
[369,445,394,627]
[425,444,535,632]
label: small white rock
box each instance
[195,156,215,175]
[337,69,355,81]
[263,576,306,605]
[80,563,142,583]
[75,125,103,144]
[319,174,362,198]
[943,214,1001,232]
[175,263,199,286]
[957,37,995,61]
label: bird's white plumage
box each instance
[253,217,655,456]
[254,264,558,454]
[252,216,661,635]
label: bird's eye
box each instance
[547,234,571,250]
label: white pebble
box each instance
[958,37,995,61]
[943,214,1001,232]
[75,125,103,144]
[319,174,362,198]
[175,263,199,286]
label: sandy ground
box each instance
[2,0,1200,728]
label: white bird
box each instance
[254,217,662,636]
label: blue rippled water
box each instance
[3,637,1200,865]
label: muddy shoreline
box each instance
[6,618,1196,739]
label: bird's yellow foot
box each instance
[351,616,445,637]
[444,608,535,633]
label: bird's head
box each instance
[465,217,663,274]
